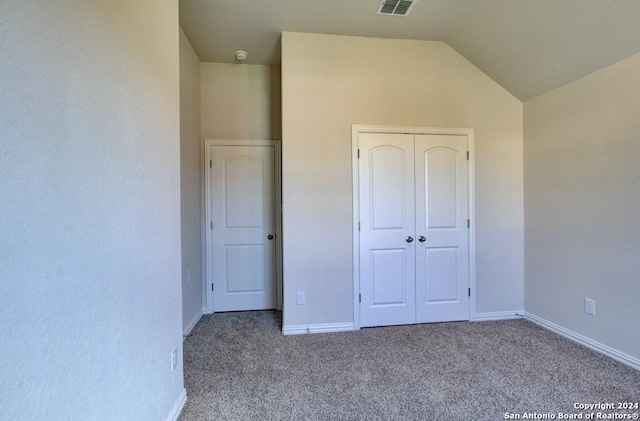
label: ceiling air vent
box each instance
[377,0,416,17]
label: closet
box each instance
[357,130,471,327]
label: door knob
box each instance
[267,234,274,240]
[406,236,414,243]
[418,236,426,242]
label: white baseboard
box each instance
[525,312,640,371]
[166,388,187,421]
[282,322,355,335]
[475,310,525,321]
[183,309,203,338]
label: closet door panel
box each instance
[359,133,416,327]
[415,135,469,323]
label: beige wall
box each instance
[0,1,184,419]
[524,52,640,360]
[180,28,203,334]
[281,32,524,328]
[201,63,281,140]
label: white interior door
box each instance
[210,145,276,312]
[415,134,469,323]
[359,133,416,327]
[358,131,470,327]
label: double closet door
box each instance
[359,132,470,327]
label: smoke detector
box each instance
[377,0,416,16]
[235,50,248,61]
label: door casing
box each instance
[204,139,283,314]
[352,125,476,329]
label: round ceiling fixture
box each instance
[235,50,248,61]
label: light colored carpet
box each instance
[180,311,640,420]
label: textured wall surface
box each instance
[281,32,524,328]
[180,27,204,334]
[200,63,281,141]
[0,1,185,419]
[524,52,640,360]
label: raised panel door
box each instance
[211,145,276,311]
[415,135,469,323]
[359,133,416,327]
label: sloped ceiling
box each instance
[179,0,640,101]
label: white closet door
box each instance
[210,145,276,312]
[415,134,469,323]
[359,133,416,327]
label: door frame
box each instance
[351,125,476,329]
[204,139,283,314]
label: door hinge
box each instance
[468,288,471,297]
[466,151,469,160]
[209,159,212,168]
[210,221,213,230]
[467,219,470,229]
[212,283,214,291]
[357,149,360,159]
[358,221,361,231]
[359,293,361,303]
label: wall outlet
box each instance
[296,291,306,305]
[171,347,178,372]
[584,298,596,316]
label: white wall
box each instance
[524,52,640,360]
[201,63,281,140]
[180,28,204,334]
[0,2,185,419]
[281,32,524,329]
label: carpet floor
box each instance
[180,311,640,421]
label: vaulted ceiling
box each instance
[179,0,640,101]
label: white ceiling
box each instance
[179,0,640,101]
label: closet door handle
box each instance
[418,236,426,242]
[406,236,414,243]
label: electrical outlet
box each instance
[171,347,178,372]
[584,298,596,316]
[296,291,306,305]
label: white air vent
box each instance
[377,0,416,16]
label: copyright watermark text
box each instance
[504,403,639,420]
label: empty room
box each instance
[1,1,639,420]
